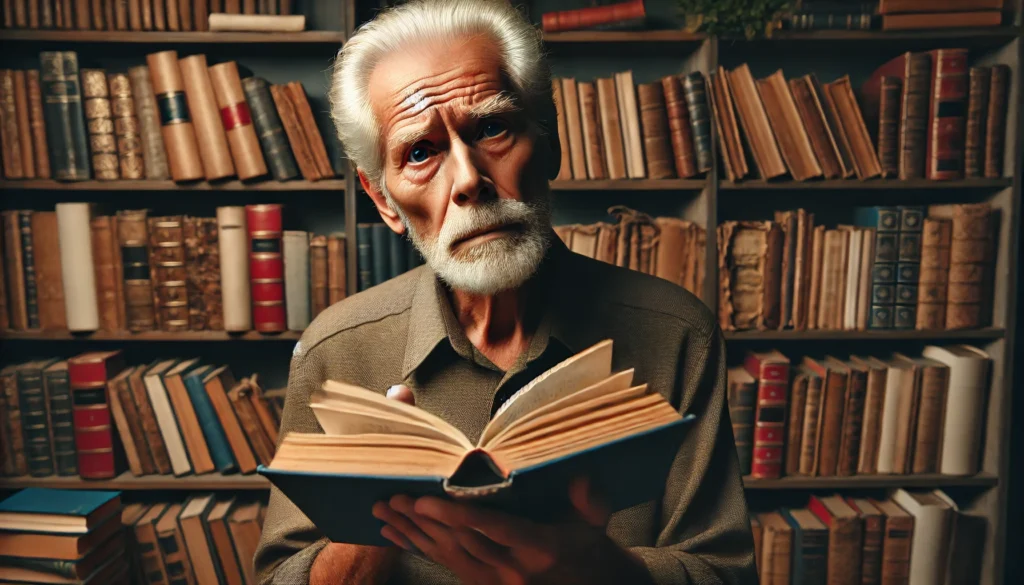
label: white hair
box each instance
[329,0,553,189]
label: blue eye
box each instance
[407,144,430,163]
[479,119,507,139]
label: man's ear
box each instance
[358,169,406,235]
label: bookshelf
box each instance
[0,1,1020,583]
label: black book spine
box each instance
[681,72,712,173]
[18,211,39,330]
[44,367,77,476]
[242,77,299,182]
[371,223,391,286]
[388,230,407,280]
[39,51,91,181]
[357,223,372,292]
[17,365,55,477]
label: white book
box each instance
[856,228,874,330]
[55,203,99,332]
[615,70,645,179]
[143,359,192,476]
[843,228,862,330]
[922,344,991,476]
[283,230,311,331]
[875,357,914,473]
[892,489,956,585]
[217,206,252,332]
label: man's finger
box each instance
[415,496,541,550]
[373,499,434,554]
[569,477,610,528]
[380,525,415,552]
[386,384,415,405]
[454,527,519,571]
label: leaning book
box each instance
[259,340,694,546]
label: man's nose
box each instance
[449,139,493,206]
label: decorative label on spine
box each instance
[146,50,204,181]
[220,102,252,129]
[157,91,190,124]
[81,69,119,180]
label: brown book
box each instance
[660,74,697,179]
[930,203,995,329]
[881,10,1001,30]
[879,0,1002,11]
[825,76,882,180]
[984,64,1010,178]
[146,51,204,181]
[652,218,703,296]
[127,363,172,474]
[107,72,145,179]
[0,70,25,179]
[551,78,573,182]
[728,64,786,180]
[809,495,864,585]
[247,375,279,446]
[155,503,196,584]
[910,356,949,474]
[856,228,875,331]
[577,81,607,180]
[789,77,844,180]
[751,514,763,577]
[90,215,126,332]
[835,358,867,477]
[877,76,902,178]
[793,211,817,331]
[283,81,333,180]
[178,495,218,584]
[0,231,6,331]
[803,357,848,477]
[112,0,126,28]
[73,0,89,28]
[727,366,755,476]
[208,61,268,180]
[785,371,809,476]
[326,233,346,305]
[889,353,922,474]
[165,0,180,29]
[797,367,824,475]
[964,67,990,178]
[594,78,628,180]
[567,224,599,259]
[31,212,67,331]
[757,70,822,181]
[309,235,329,317]
[12,71,34,179]
[870,498,913,585]
[81,69,119,180]
[270,82,334,181]
[706,71,739,183]
[227,502,262,585]
[916,217,952,330]
[149,215,189,331]
[560,78,587,180]
[593,222,618,265]
[228,377,275,466]
[134,503,170,585]
[1,366,27,475]
[757,512,793,585]
[193,0,207,30]
[183,216,222,330]
[128,65,170,179]
[636,82,674,180]
[107,367,148,476]
[851,356,887,475]
[2,211,28,330]
[716,220,783,331]
[163,359,215,475]
[814,229,840,330]
[206,499,245,585]
[129,0,141,29]
[774,210,797,329]
[179,54,235,180]
[848,498,884,585]
[710,68,749,181]
[25,70,49,178]
[117,209,157,332]
[202,366,257,474]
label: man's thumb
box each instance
[386,384,415,406]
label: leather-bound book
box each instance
[179,54,235,180]
[128,65,170,179]
[43,361,77,476]
[40,0,54,27]
[81,69,119,180]
[809,494,863,585]
[13,211,39,330]
[577,81,606,180]
[26,70,50,178]
[129,0,141,29]
[178,496,219,584]
[55,203,100,331]
[889,353,922,474]
[184,216,222,330]
[726,366,756,476]
[932,203,994,329]
[113,0,127,28]
[899,53,932,179]
[107,72,145,179]
[916,217,951,330]
[922,344,990,476]
[148,359,194,476]
[781,508,828,585]
[615,71,645,179]
[848,498,884,585]
[879,0,1002,11]
[789,75,843,179]
[744,350,789,479]
[803,356,848,477]
[246,204,285,333]
[283,230,310,331]
[636,82,675,180]
[116,209,157,332]
[594,78,627,180]
[717,221,783,331]
[0,227,10,331]
[877,76,902,178]
[559,78,586,180]
[241,76,297,181]
[108,367,148,476]
[964,67,990,178]
[774,210,796,329]
[806,224,825,329]
[2,212,29,330]
[228,377,275,465]
[90,215,127,332]
[209,62,267,180]
[1,367,28,475]
[652,217,701,295]
[270,81,334,180]
[728,65,786,180]
[851,356,887,475]
[205,500,246,585]
[152,0,165,29]
[910,356,949,474]
[165,0,181,29]
[855,206,900,329]
[797,367,823,476]
[757,70,822,181]
[551,78,573,182]
[370,223,390,284]
[660,74,697,178]
[834,357,867,476]
[882,10,1000,30]
[309,234,329,317]
[31,211,66,330]
[146,50,204,181]
[72,0,88,29]
[856,228,876,330]
[148,215,189,331]
[155,503,196,583]
[0,70,25,179]
[68,350,127,479]
[925,49,968,180]
[870,498,913,585]
[708,69,747,181]
[750,515,763,577]
[785,371,808,477]
[757,512,793,585]
[792,209,815,331]
[284,81,333,179]
[682,72,713,174]
[193,0,207,30]
[327,233,347,305]
[357,223,372,291]
[127,363,172,474]
[134,504,171,585]
[217,206,252,332]
[984,64,1010,178]
[540,0,644,32]
[17,359,60,477]
[13,71,35,179]
[824,76,881,179]
[202,367,257,475]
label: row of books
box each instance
[730,345,990,480]
[0,488,265,585]
[751,490,982,585]
[718,203,996,331]
[780,0,1004,31]
[0,0,297,31]
[0,350,284,480]
[356,222,425,292]
[553,207,706,298]
[0,50,334,184]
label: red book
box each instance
[246,204,286,333]
[809,494,864,585]
[743,350,790,479]
[68,350,127,479]
[541,0,645,33]
[926,48,968,180]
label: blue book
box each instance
[0,488,120,534]
[855,206,900,329]
[183,366,237,473]
[781,507,828,585]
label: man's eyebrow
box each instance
[390,127,431,155]
[467,92,521,118]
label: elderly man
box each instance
[254,0,756,583]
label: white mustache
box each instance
[434,199,540,251]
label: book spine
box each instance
[327,233,347,305]
[39,52,90,180]
[17,365,55,477]
[68,352,124,479]
[116,210,157,332]
[785,376,807,476]
[146,50,204,181]
[179,54,234,180]
[283,82,333,179]
[246,204,285,332]
[2,211,29,331]
[45,367,77,476]
[661,74,697,178]
[817,369,849,477]
[113,0,126,28]
[682,72,713,173]
[578,81,607,180]
[108,371,144,476]
[215,206,252,331]
[40,0,53,27]
[370,223,390,286]
[55,203,101,331]
[25,70,50,178]
[148,215,189,331]
[269,83,319,181]
[561,78,586,179]
[208,61,267,180]
[894,206,923,330]
[134,517,170,584]
[18,211,40,329]
[983,64,1009,178]
[156,508,195,583]
[114,371,155,474]
[800,526,829,584]
[540,0,644,33]
[129,369,173,474]
[880,516,913,585]
[551,78,574,181]
[127,65,170,179]
[91,215,124,331]
[183,373,236,472]
[11,71,34,180]
[727,374,756,476]
[129,0,140,29]
[878,76,902,178]
[916,218,951,330]
[282,230,311,331]
[964,67,991,178]
[861,513,884,585]
[81,69,119,180]
[925,49,967,180]
[898,52,931,180]
[798,376,822,475]
[194,0,207,30]
[781,11,873,30]
[837,370,866,476]
[107,72,145,179]
[946,203,994,329]
[357,223,372,292]
[0,227,6,332]
[911,365,948,473]
[856,206,899,329]
[1,370,28,475]
[309,235,329,317]
[637,82,675,180]
[184,216,222,330]
[0,70,24,179]
[241,76,299,181]
[32,212,67,330]
[745,356,789,479]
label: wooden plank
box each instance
[0,30,345,43]
[550,179,707,191]
[721,178,1013,190]
[724,328,1006,341]
[744,473,999,490]
[0,472,270,490]
[0,179,346,191]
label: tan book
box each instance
[842,227,862,330]
[791,210,815,331]
[164,359,216,474]
[216,206,251,332]
[851,356,887,475]
[568,223,600,259]
[560,78,586,180]
[594,77,627,180]
[615,70,645,179]
[856,227,875,330]
[155,503,195,585]
[728,64,786,180]
[706,71,737,182]
[144,359,191,476]
[179,54,235,180]
[133,503,170,585]
[247,374,280,447]
[869,498,913,585]
[875,356,914,474]
[107,72,145,179]
[790,75,845,179]
[653,218,702,294]
[208,61,268,181]
[636,82,674,179]
[90,215,126,332]
[550,78,573,182]
[146,51,204,181]
[774,210,797,329]
[31,211,67,331]
[909,356,949,474]
[803,357,848,477]
[128,65,171,180]
[26,70,50,176]
[757,70,822,181]
[889,354,922,474]
[594,222,618,265]
[785,372,808,476]
[228,377,275,466]
[927,203,995,329]
[660,74,697,178]
[81,69,119,180]
[228,502,262,585]
[807,224,825,330]
[798,367,824,475]
[916,218,952,330]
[817,229,848,331]
[577,81,606,180]
[203,366,258,474]
[206,499,245,585]
[715,67,749,181]
[825,76,882,179]
[178,495,219,584]
[716,221,784,331]
[810,495,863,585]
[128,363,173,475]
[757,512,793,585]
[12,70,35,179]
[309,234,329,318]
[327,233,347,305]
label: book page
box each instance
[310,403,466,448]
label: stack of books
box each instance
[877,0,1004,31]
[0,50,335,183]
[729,346,990,479]
[0,0,298,31]
[0,488,128,584]
[0,351,282,480]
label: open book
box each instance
[259,340,693,546]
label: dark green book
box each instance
[388,230,408,279]
[44,361,78,476]
[682,72,712,174]
[17,359,60,477]
[855,206,900,329]
[19,211,40,330]
[356,223,372,292]
[781,507,828,585]
[39,51,91,181]
[370,223,391,286]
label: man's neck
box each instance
[449,282,535,371]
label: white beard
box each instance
[385,188,551,295]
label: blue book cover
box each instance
[780,507,828,585]
[183,366,237,473]
[260,416,693,547]
[0,488,121,533]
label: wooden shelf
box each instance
[0,330,302,341]
[759,26,1022,46]
[744,473,999,490]
[550,179,706,191]
[542,30,706,43]
[720,178,1013,190]
[0,179,345,191]
[0,472,269,491]
[724,328,1005,341]
[0,30,345,44]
